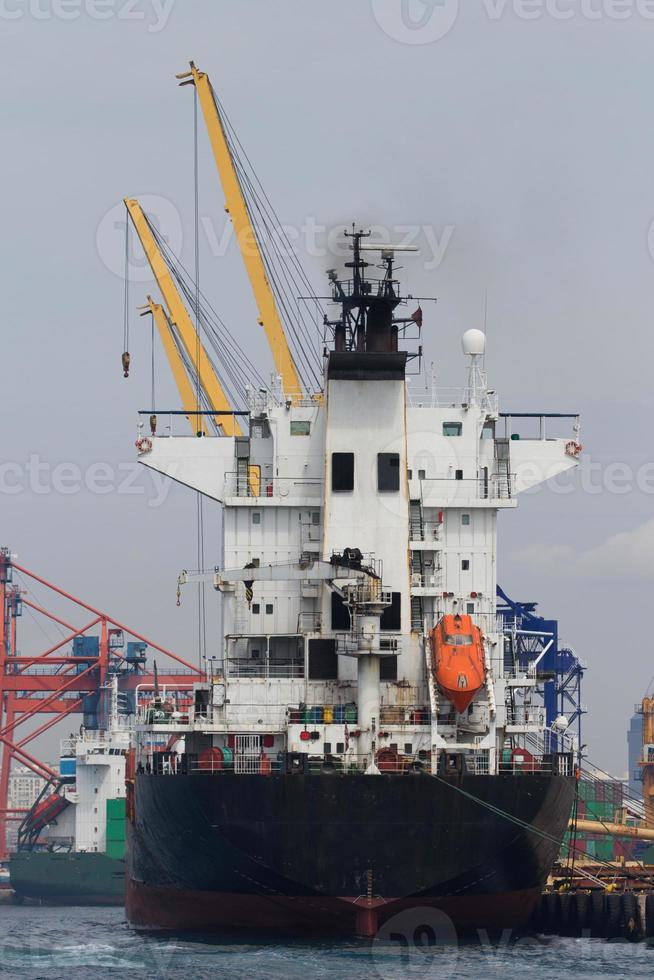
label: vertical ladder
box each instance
[409,500,425,632]
[494,439,511,499]
[409,499,424,541]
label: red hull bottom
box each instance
[126,877,541,938]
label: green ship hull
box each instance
[10,851,125,906]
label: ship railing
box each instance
[506,706,546,727]
[297,611,322,633]
[137,410,250,439]
[335,633,400,656]
[409,521,443,544]
[285,704,431,727]
[223,472,323,500]
[418,475,515,501]
[505,663,538,680]
[497,750,575,775]
[406,385,499,414]
[143,752,434,777]
[379,705,430,726]
[247,388,323,412]
[224,658,305,679]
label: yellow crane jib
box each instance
[124,197,242,438]
[176,62,304,405]
[139,298,209,438]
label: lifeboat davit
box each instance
[430,613,486,713]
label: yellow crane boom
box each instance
[177,62,303,404]
[141,297,208,437]
[124,197,242,438]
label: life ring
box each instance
[136,437,153,454]
[565,441,582,458]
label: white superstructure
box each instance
[42,683,130,853]
[136,236,581,777]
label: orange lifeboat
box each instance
[430,613,486,713]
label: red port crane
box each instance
[0,547,204,860]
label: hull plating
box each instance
[126,771,574,936]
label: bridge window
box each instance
[461,560,470,571]
[443,422,462,437]
[291,420,311,436]
[265,604,274,615]
[252,512,261,524]
[381,592,401,631]
[378,453,400,492]
[332,453,354,492]
[461,514,471,526]
[308,639,338,680]
[252,603,260,614]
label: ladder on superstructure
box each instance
[409,499,425,632]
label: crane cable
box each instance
[193,84,207,668]
[210,85,323,390]
[147,218,266,406]
[122,219,131,378]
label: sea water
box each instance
[0,905,652,979]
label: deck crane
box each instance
[176,62,304,405]
[140,297,209,438]
[124,197,242,438]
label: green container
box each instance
[596,841,615,861]
[106,822,125,842]
[344,703,357,724]
[105,839,125,860]
[106,798,126,820]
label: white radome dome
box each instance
[461,329,486,357]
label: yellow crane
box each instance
[124,197,242,438]
[177,62,304,405]
[140,297,209,437]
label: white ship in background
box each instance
[10,679,129,904]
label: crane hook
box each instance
[122,351,131,379]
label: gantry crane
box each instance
[0,547,204,860]
[176,62,304,404]
[124,197,242,438]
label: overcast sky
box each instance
[2,0,653,774]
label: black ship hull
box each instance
[126,771,574,937]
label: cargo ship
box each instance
[123,64,582,937]
[10,680,128,905]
